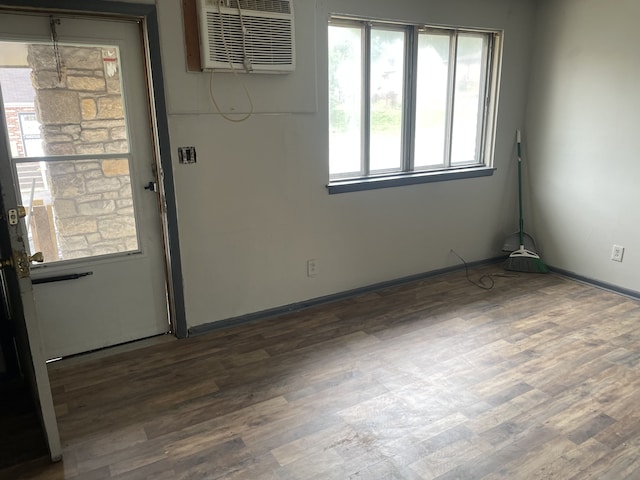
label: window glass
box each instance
[369,28,404,173]
[328,25,362,177]
[451,34,486,165]
[0,43,138,263]
[327,20,499,187]
[415,33,450,169]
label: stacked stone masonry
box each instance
[28,45,138,260]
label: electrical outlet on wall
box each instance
[611,245,625,262]
[307,259,318,277]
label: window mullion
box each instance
[362,22,371,177]
[404,26,417,173]
[13,153,133,164]
[443,31,458,168]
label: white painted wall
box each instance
[526,0,640,290]
[155,0,537,328]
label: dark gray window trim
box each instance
[327,166,495,194]
[0,0,187,339]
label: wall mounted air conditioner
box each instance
[196,0,296,74]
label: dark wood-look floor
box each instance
[4,264,640,479]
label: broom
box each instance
[504,130,548,273]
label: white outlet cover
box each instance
[611,245,624,262]
[307,259,318,276]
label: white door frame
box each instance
[0,0,186,462]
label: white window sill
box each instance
[326,167,496,194]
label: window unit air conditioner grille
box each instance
[228,0,291,15]
[197,0,295,73]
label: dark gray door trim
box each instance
[0,0,188,338]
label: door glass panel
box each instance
[0,41,139,264]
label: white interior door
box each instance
[0,12,170,358]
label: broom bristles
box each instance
[504,246,549,273]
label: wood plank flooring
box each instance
[4,264,640,479]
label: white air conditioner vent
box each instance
[228,0,291,15]
[197,0,295,73]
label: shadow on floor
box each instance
[0,377,48,470]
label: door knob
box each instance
[16,251,44,278]
[0,251,44,277]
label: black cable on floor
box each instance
[450,249,517,290]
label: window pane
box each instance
[0,43,129,159]
[329,26,362,177]
[370,29,404,173]
[15,158,138,263]
[1,41,141,264]
[451,34,486,165]
[18,112,44,156]
[415,33,450,169]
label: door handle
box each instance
[29,252,44,263]
[144,181,158,192]
[33,271,93,284]
[0,251,44,277]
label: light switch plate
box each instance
[178,146,197,164]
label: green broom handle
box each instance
[517,130,524,247]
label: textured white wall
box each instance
[156,0,537,327]
[526,0,640,290]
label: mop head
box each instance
[504,246,549,273]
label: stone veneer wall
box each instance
[28,45,138,260]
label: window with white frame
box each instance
[328,17,502,192]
